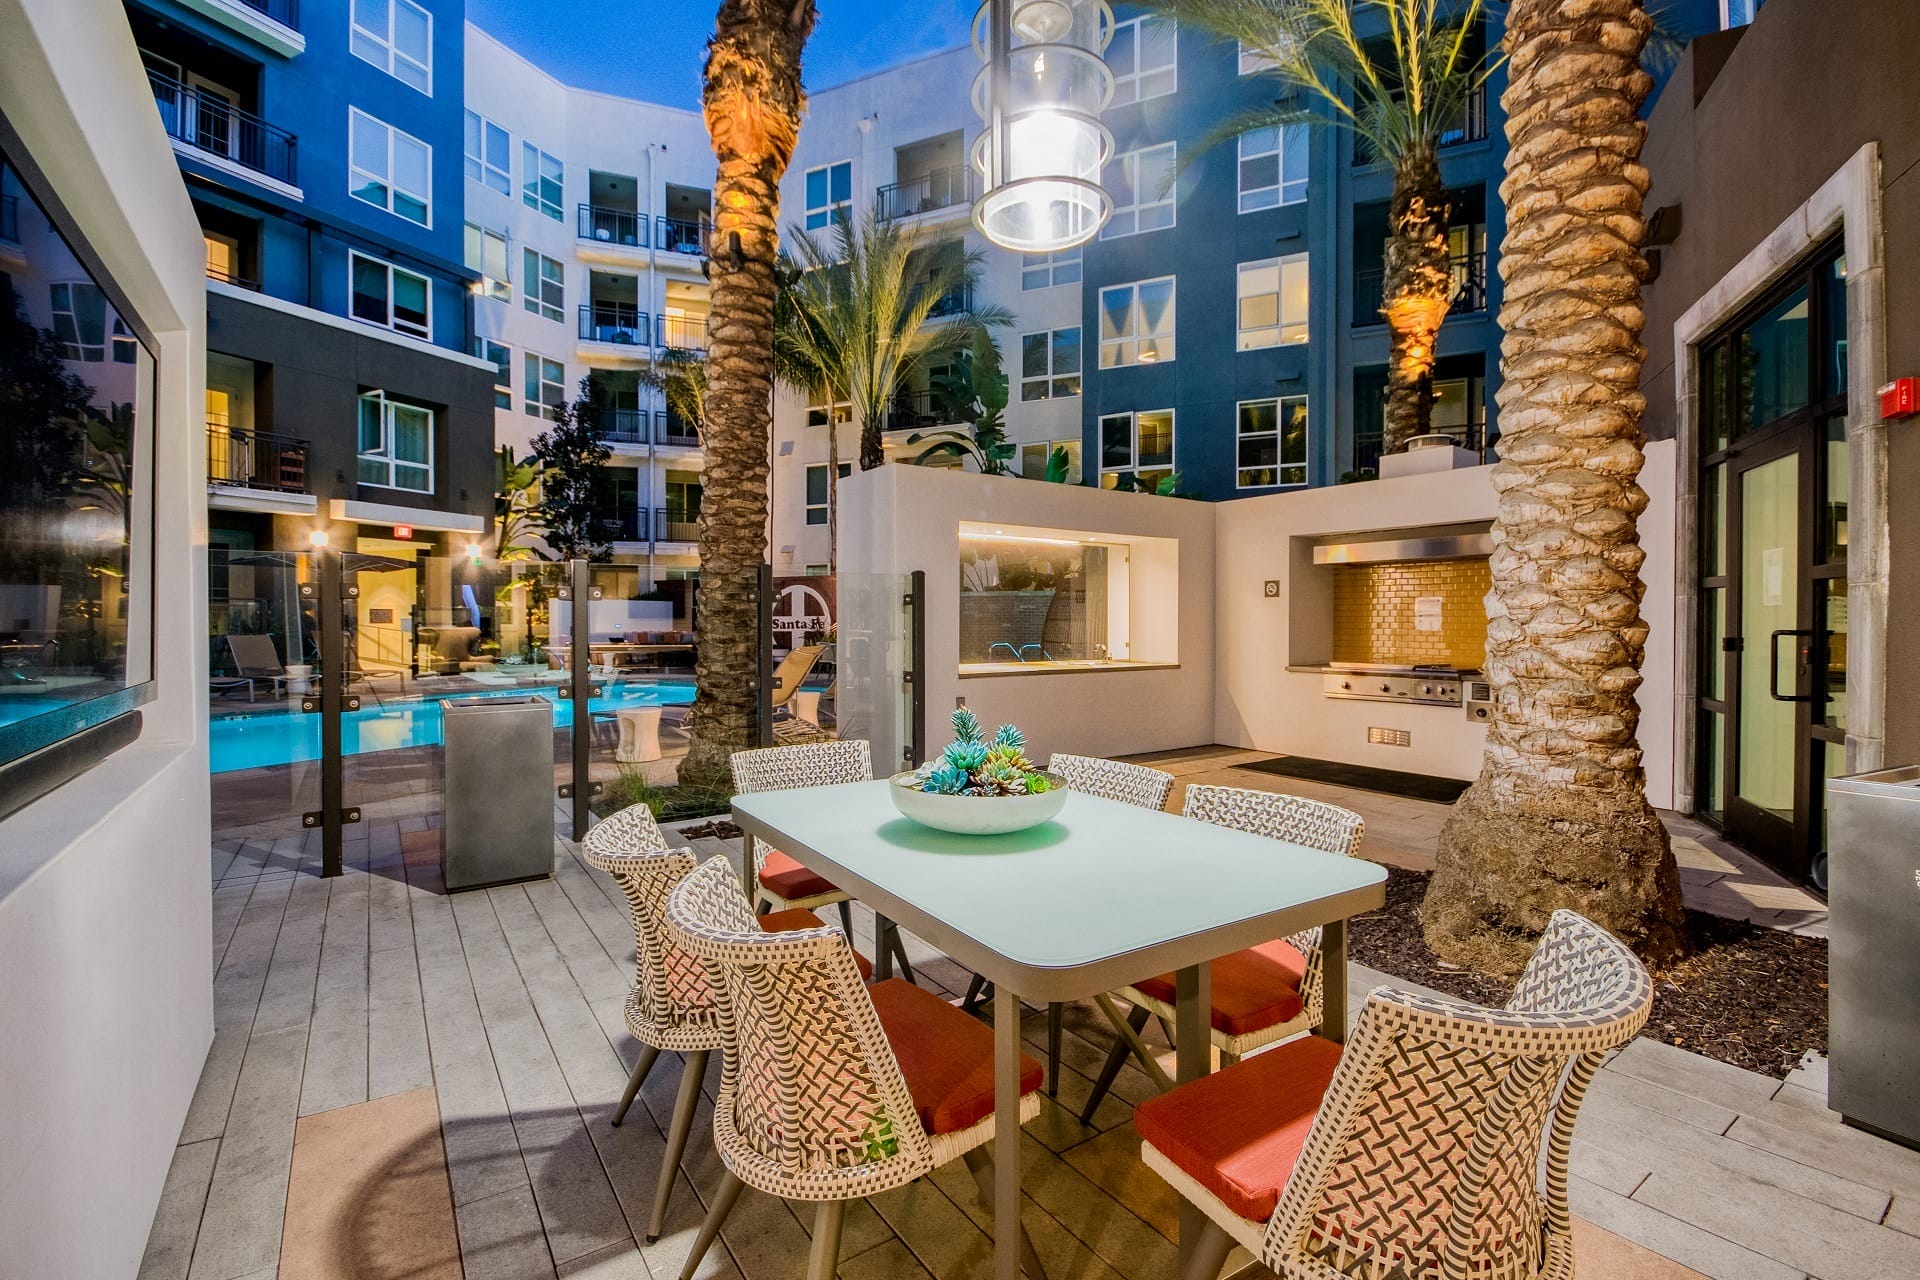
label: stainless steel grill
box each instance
[1320,664,1468,707]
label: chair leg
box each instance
[1046,1003,1063,1098]
[1179,1219,1235,1280]
[837,898,853,937]
[1080,1004,1152,1126]
[647,1049,709,1243]
[677,1169,745,1280]
[806,1199,847,1280]
[962,973,990,1015]
[610,1042,661,1128]
[960,1146,1049,1280]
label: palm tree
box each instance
[1424,0,1685,970]
[1152,0,1496,455]
[682,0,817,788]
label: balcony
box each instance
[658,314,709,354]
[926,284,972,320]
[206,423,309,493]
[594,512,643,543]
[205,261,260,292]
[655,410,699,447]
[1352,251,1488,328]
[876,164,972,222]
[600,408,649,444]
[148,70,298,191]
[655,215,708,257]
[1440,87,1490,148]
[655,505,699,542]
[578,204,644,247]
[885,388,944,434]
[579,303,650,347]
[232,0,299,25]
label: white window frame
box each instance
[1236,395,1309,489]
[1020,247,1081,290]
[804,160,852,231]
[805,392,851,430]
[1020,440,1083,483]
[475,338,511,409]
[1238,40,1280,75]
[522,142,563,220]
[356,390,434,493]
[464,110,510,195]
[465,223,510,302]
[349,108,431,227]
[348,251,432,340]
[522,248,563,322]
[1238,125,1308,212]
[1098,276,1176,368]
[804,461,851,526]
[1108,14,1178,106]
[1098,408,1175,481]
[1102,143,1177,239]
[1237,254,1310,350]
[1020,327,1082,401]
[524,352,564,419]
[351,0,432,95]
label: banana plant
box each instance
[906,348,1014,475]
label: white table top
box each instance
[731,779,1387,1002]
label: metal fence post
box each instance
[756,562,775,748]
[570,559,593,842]
[907,568,927,768]
[318,549,344,877]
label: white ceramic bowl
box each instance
[887,771,1069,835]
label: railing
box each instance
[147,70,297,187]
[658,314,709,353]
[876,164,972,221]
[1352,251,1489,327]
[926,284,972,319]
[207,424,309,493]
[601,408,649,443]
[235,0,300,27]
[885,389,942,433]
[1353,420,1490,477]
[205,262,261,291]
[1440,87,1489,148]
[656,216,708,256]
[579,303,649,346]
[595,512,643,542]
[655,410,700,446]
[578,204,643,246]
[0,194,17,243]
[655,506,699,542]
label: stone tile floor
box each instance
[151,748,1906,1280]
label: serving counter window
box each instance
[957,525,1177,674]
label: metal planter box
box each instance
[440,696,554,891]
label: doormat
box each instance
[1239,755,1471,805]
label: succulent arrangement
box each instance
[911,708,1054,796]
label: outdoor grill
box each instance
[1319,662,1470,707]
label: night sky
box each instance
[465,0,977,109]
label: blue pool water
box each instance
[209,681,696,773]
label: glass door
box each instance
[1724,441,1803,867]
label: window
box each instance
[524,353,564,418]
[203,232,243,286]
[464,111,510,194]
[1020,440,1082,483]
[1237,396,1308,487]
[50,282,136,362]
[349,109,430,226]
[1237,255,1309,349]
[1021,247,1081,290]
[804,161,852,231]
[1108,14,1177,105]
[1099,409,1174,483]
[1238,126,1307,211]
[1098,277,1175,368]
[1238,40,1281,75]
[804,462,851,525]
[522,143,563,220]
[475,338,510,409]
[1102,143,1176,238]
[1020,328,1081,401]
[464,223,510,302]
[805,392,851,430]
[522,249,563,322]
[357,391,433,492]
[351,0,431,94]
[1721,0,1759,28]
[349,252,431,340]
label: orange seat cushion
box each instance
[759,908,873,981]
[1135,1035,1342,1223]
[868,979,1042,1135]
[1132,939,1308,1037]
[758,848,841,902]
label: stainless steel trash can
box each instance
[441,696,554,891]
[1827,765,1920,1149]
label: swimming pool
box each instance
[209,680,695,773]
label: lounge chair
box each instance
[212,634,290,702]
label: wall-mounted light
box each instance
[308,528,330,549]
[970,0,1115,252]
[464,542,484,562]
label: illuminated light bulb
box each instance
[308,528,330,548]
[1011,0,1072,41]
[464,542,484,560]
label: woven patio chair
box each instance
[1079,784,1364,1124]
[580,804,873,1244]
[960,753,1176,1098]
[1136,910,1654,1280]
[663,856,1050,1280]
[730,739,916,983]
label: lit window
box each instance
[349,109,431,226]
[1098,277,1175,368]
[1020,440,1082,483]
[464,111,510,195]
[805,392,851,429]
[804,461,851,525]
[1237,255,1309,349]
[1102,143,1176,239]
[523,353,564,418]
[474,338,510,409]
[464,223,510,302]
[1020,246,1081,290]
[522,143,563,220]
[1721,0,1759,29]
[351,0,432,94]
[522,249,563,322]
[1099,409,1174,485]
[1108,14,1177,105]
[1236,396,1308,488]
[349,252,431,340]
[804,161,852,231]
[1238,126,1307,211]
[1020,328,1081,401]
[357,391,433,492]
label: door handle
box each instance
[1769,629,1814,702]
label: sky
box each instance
[465,0,977,109]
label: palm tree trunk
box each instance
[1424,0,1685,971]
[859,413,884,470]
[1380,146,1453,456]
[826,415,839,574]
[681,0,816,788]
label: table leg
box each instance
[1323,919,1349,1044]
[992,984,1022,1280]
[875,913,895,981]
[739,832,756,906]
[1174,961,1213,1272]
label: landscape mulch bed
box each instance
[677,818,744,841]
[1351,867,1828,1079]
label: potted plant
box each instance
[889,709,1066,835]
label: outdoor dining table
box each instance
[730,777,1389,1279]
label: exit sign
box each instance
[392,525,413,539]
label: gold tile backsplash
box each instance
[1330,559,1491,669]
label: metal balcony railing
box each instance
[926,283,971,319]
[1353,420,1490,477]
[207,424,309,493]
[148,70,297,187]
[885,389,942,433]
[657,314,709,353]
[235,0,300,26]
[205,262,260,291]
[594,512,643,542]
[0,194,17,243]
[876,164,972,221]
[656,506,699,542]
[1351,251,1489,327]
[655,410,700,446]
[600,408,649,443]
[656,216,708,256]
[579,303,649,346]
[578,204,644,246]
